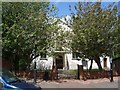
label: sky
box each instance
[51,2,77,17]
[50,1,119,17]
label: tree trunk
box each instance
[94,56,102,70]
[89,59,93,70]
[27,53,32,71]
[13,53,20,75]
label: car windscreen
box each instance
[2,70,20,84]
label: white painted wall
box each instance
[100,56,110,70]
[31,56,54,70]
[65,53,82,70]
[31,53,111,70]
[87,60,98,69]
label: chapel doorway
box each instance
[56,55,63,69]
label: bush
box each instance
[19,59,27,70]
[67,70,77,76]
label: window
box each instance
[40,52,47,60]
[82,60,88,67]
[72,52,80,60]
[103,58,107,68]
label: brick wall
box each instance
[1,59,12,70]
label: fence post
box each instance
[77,64,80,79]
[78,65,86,80]
[34,62,37,83]
[80,65,84,80]
[51,65,57,80]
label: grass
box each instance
[67,70,77,76]
[64,69,108,76]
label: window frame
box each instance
[72,52,80,60]
[40,52,47,60]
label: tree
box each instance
[2,2,57,71]
[70,2,118,70]
[0,2,2,58]
[113,1,120,58]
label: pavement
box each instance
[25,77,119,89]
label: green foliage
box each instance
[67,70,77,76]
[114,3,120,58]
[2,2,58,70]
[19,59,27,70]
[70,2,118,69]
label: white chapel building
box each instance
[31,16,111,70]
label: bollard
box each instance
[44,68,49,81]
[51,65,57,80]
[110,62,113,82]
[78,65,85,80]
[34,62,37,83]
[77,64,80,79]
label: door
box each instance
[56,55,63,69]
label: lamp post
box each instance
[109,57,113,82]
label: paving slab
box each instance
[24,77,119,89]
[38,77,118,88]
